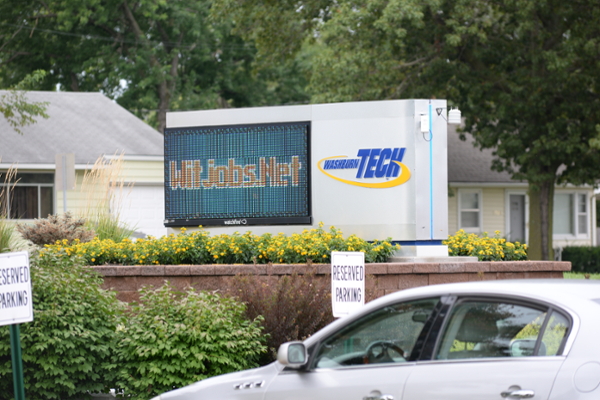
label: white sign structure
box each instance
[331,251,365,318]
[0,252,33,326]
[166,100,450,247]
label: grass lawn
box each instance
[563,272,600,280]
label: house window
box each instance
[553,192,588,237]
[459,189,482,232]
[0,173,54,219]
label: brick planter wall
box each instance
[92,261,571,303]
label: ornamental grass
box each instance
[40,223,399,266]
[444,229,528,261]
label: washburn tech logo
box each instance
[318,147,411,188]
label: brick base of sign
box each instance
[91,261,571,303]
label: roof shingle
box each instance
[0,91,163,165]
[447,124,518,183]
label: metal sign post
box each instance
[1,251,33,400]
[55,153,75,213]
[10,325,25,400]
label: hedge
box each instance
[560,246,600,273]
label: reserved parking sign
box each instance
[331,251,365,318]
[0,252,33,326]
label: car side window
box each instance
[435,300,570,360]
[312,298,440,369]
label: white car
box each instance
[154,279,600,400]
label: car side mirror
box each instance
[277,342,308,368]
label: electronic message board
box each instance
[164,122,311,227]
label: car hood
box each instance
[159,362,283,400]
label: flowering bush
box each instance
[444,230,528,261]
[40,223,399,265]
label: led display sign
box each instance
[164,122,311,227]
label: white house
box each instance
[0,91,166,238]
[447,124,596,250]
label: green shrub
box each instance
[226,272,335,365]
[16,212,95,247]
[91,213,135,243]
[561,246,600,273]
[40,224,399,266]
[444,230,528,261]
[0,252,124,400]
[114,283,266,400]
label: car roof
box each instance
[389,279,600,301]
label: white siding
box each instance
[121,160,164,183]
[482,188,506,236]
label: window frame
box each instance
[0,172,55,220]
[429,296,572,361]
[553,191,590,240]
[458,189,483,233]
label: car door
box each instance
[264,297,441,400]
[403,297,571,400]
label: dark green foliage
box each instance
[0,252,124,400]
[114,283,267,400]
[17,212,95,247]
[226,273,335,365]
[0,1,309,133]
[561,247,600,274]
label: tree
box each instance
[214,0,600,260]
[0,0,309,133]
[445,0,600,259]
[211,0,451,102]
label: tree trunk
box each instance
[527,181,554,260]
[122,1,179,134]
[156,51,180,134]
[156,80,170,134]
[70,73,79,92]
